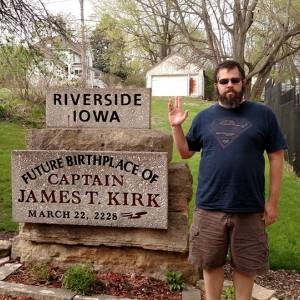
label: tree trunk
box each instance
[250,67,272,100]
[244,78,252,99]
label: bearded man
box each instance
[168,60,287,300]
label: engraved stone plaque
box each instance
[12,150,168,229]
[46,88,151,128]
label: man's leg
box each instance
[233,270,255,300]
[188,209,229,300]
[203,267,224,300]
[230,213,269,300]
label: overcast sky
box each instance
[41,0,97,27]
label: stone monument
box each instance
[11,88,198,283]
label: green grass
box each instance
[0,96,299,272]
[0,121,26,231]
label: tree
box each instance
[162,0,300,98]
[97,0,299,98]
[0,43,40,100]
[90,13,131,79]
[0,0,68,41]
[93,0,181,65]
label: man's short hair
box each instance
[214,60,246,83]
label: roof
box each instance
[146,53,203,75]
[35,36,84,55]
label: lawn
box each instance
[0,121,26,231]
[0,96,299,272]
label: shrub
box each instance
[165,270,186,291]
[0,101,13,120]
[27,262,50,282]
[223,286,235,300]
[62,265,95,295]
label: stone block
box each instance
[168,163,193,201]
[19,212,189,253]
[0,263,22,280]
[12,150,168,229]
[74,295,134,300]
[0,281,76,300]
[12,238,198,284]
[0,257,10,265]
[46,88,151,129]
[252,283,276,300]
[27,128,173,161]
[182,286,201,300]
[0,240,11,258]
[168,163,193,213]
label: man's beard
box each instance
[217,87,244,108]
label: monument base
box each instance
[12,237,199,284]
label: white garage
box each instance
[146,54,205,98]
[151,75,188,96]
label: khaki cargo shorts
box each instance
[188,208,269,275]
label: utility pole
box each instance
[79,0,87,87]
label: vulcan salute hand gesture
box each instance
[168,96,188,127]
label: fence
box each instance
[265,79,300,176]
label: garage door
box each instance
[151,75,188,96]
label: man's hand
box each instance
[168,96,188,127]
[264,201,278,226]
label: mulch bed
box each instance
[4,264,181,300]
[224,263,300,299]
[2,263,300,299]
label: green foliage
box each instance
[98,0,175,64]
[0,92,44,128]
[0,99,19,121]
[223,286,235,300]
[165,270,186,291]
[62,265,95,295]
[0,88,13,99]
[204,68,215,100]
[0,43,42,100]
[91,14,131,80]
[0,121,26,231]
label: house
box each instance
[33,36,105,88]
[146,54,205,97]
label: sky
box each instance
[41,0,97,28]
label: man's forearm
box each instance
[268,150,284,206]
[171,125,194,159]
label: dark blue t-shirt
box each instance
[186,100,287,213]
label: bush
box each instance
[0,101,14,120]
[27,262,50,282]
[62,265,95,295]
[223,286,235,300]
[165,270,186,291]
[0,89,44,127]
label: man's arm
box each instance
[264,150,284,226]
[171,125,195,159]
[168,97,195,159]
